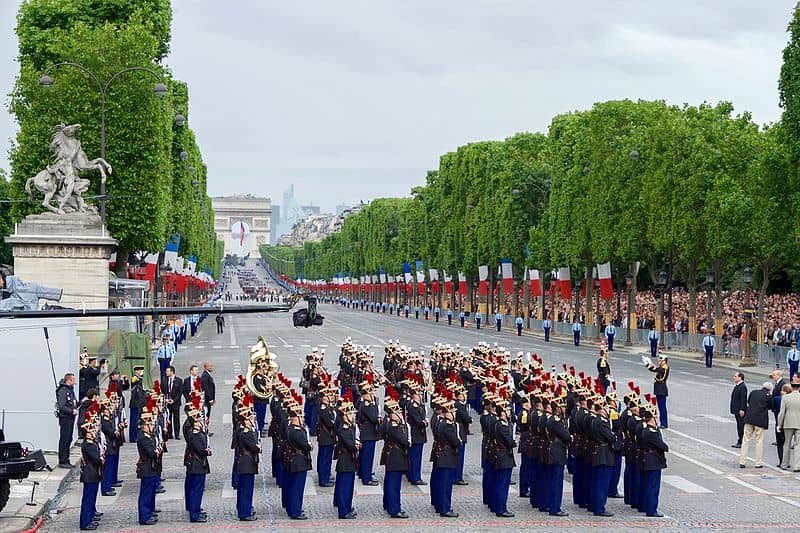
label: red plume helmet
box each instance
[527,383,533,392]
[634,386,641,396]
[578,371,585,379]
[153,380,161,395]
[193,377,202,392]
[562,364,567,371]
[644,393,652,402]
[569,366,576,377]
[108,381,118,394]
[628,381,635,391]
[365,373,374,385]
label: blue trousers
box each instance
[644,470,662,515]
[435,313,439,322]
[657,395,668,428]
[496,319,502,331]
[572,459,583,506]
[482,459,496,510]
[304,401,318,434]
[519,454,530,494]
[790,359,799,380]
[607,334,615,351]
[705,345,714,367]
[548,464,565,513]
[536,460,551,511]
[129,408,139,442]
[187,473,205,521]
[254,402,267,433]
[237,473,254,519]
[101,454,118,494]
[158,359,171,384]
[460,317,465,327]
[358,440,376,482]
[517,324,523,336]
[430,465,440,507]
[528,458,539,508]
[494,467,512,515]
[573,331,580,346]
[610,450,622,496]
[285,471,307,518]
[334,471,355,517]
[624,458,634,506]
[383,470,404,515]
[456,443,466,481]
[80,482,98,529]
[476,318,481,329]
[592,465,612,515]
[435,467,455,515]
[447,316,452,325]
[317,444,334,485]
[544,327,550,341]
[407,443,424,482]
[415,311,419,319]
[650,339,658,358]
[232,450,240,489]
[637,470,647,512]
[138,476,157,524]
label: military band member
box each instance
[546,397,570,516]
[316,383,337,487]
[380,386,410,518]
[640,398,668,517]
[186,398,211,523]
[480,392,498,512]
[433,392,460,517]
[129,366,146,442]
[492,397,516,518]
[253,367,270,435]
[647,353,670,428]
[590,398,616,517]
[334,392,359,519]
[136,404,159,526]
[79,406,102,530]
[99,396,120,497]
[356,374,380,485]
[454,387,472,485]
[235,398,259,521]
[285,403,312,520]
[405,382,428,485]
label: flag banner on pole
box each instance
[109,252,117,268]
[415,260,423,272]
[379,273,386,284]
[163,233,180,269]
[529,269,541,297]
[444,271,453,294]
[403,262,412,284]
[501,259,514,293]
[144,253,158,281]
[558,267,572,299]
[429,268,439,281]
[458,271,468,294]
[416,270,425,293]
[478,265,489,295]
[597,262,614,300]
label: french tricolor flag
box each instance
[558,267,572,299]
[597,262,614,300]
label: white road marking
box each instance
[774,496,800,508]
[666,428,784,474]
[662,475,713,494]
[230,320,237,347]
[725,475,771,494]
[222,414,232,425]
[212,345,222,349]
[697,414,734,424]
[669,450,724,475]
[669,415,694,423]
[230,345,240,349]
[195,345,205,349]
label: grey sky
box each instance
[0,1,796,211]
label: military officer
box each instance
[546,396,570,516]
[235,398,259,521]
[433,392,461,517]
[492,397,516,518]
[356,375,380,485]
[316,383,337,487]
[79,407,103,530]
[405,382,428,485]
[333,392,359,519]
[454,386,472,485]
[380,387,410,519]
[597,350,611,394]
[285,403,312,520]
[647,353,670,429]
[136,405,159,526]
[99,397,121,497]
[129,366,146,442]
[640,398,668,517]
[186,398,211,523]
[590,399,616,517]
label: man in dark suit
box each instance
[730,372,748,448]
[164,366,183,440]
[183,365,201,402]
[201,362,216,434]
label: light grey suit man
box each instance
[778,385,800,471]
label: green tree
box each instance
[0,170,13,265]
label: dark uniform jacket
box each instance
[136,432,158,478]
[380,418,410,471]
[357,400,380,441]
[639,425,668,470]
[493,418,516,469]
[434,419,461,469]
[79,366,100,398]
[101,417,121,455]
[480,411,497,462]
[316,404,337,446]
[56,381,77,419]
[649,363,670,396]
[334,423,358,473]
[590,414,615,467]
[186,429,211,475]
[287,424,312,473]
[406,400,427,444]
[547,415,570,466]
[236,427,260,475]
[455,401,472,444]
[80,439,103,483]
[596,357,611,381]
[130,379,147,411]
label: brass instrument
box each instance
[246,336,280,400]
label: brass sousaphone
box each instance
[246,336,279,400]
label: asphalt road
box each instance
[40,266,800,532]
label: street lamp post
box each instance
[625,269,633,346]
[656,270,667,349]
[741,267,755,366]
[39,62,169,225]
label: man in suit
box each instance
[164,366,182,440]
[201,362,216,434]
[183,365,201,402]
[739,381,774,468]
[730,372,748,448]
[778,382,800,471]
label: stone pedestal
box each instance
[6,212,117,331]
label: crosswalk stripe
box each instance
[224,379,236,385]
[230,345,240,348]
[670,415,694,423]
[725,475,771,494]
[698,414,734,424]
[212,345,222,349]
[662,475,713,494]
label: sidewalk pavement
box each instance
[0,447,80,533]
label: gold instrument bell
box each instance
[246,336,279,400]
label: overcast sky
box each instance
[0,1,796,211]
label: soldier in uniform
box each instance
[79,405,103,530]
[597,349,612,394]
[432,391,460,517]
[492,396,516,518]
[640,398,668,517]
[480,390,498,512]
[136,401,159,526]
[99,395,121,497]
[316,382,337,487]
[454,385,472,485]
[405,380,428,485]
[607,390,624,499]
[285,402,312,520]
[356,374,380,485]
[546,395,570,516]
[235,397,259,521]
[129,366,147,442]
[380,386,410,518]
[647,353,670,428]
[333,391,359,519]
[590,397,616,517]
[186,397,211,523]
[253,366,270,436]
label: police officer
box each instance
[605,323,617,351]
[186,402,211,523]
[447,307,453,325]
[414,305,420,320]
[235,401,259,521]
[79,409,102,530]
[703,331,715,368]
[435,305,441,323]
[316,384,336,487]
[543,316,552,342]
[404,304,410,318]
[648,326,660,358]
[475,310,482,330]
[334,393,359,519]
[424,305,430,320]
[495,311,503,332]
[647,354,670,428]
[459,309,466,328]
[572,319,582,346]
[156,337,175,385]
[516,315,524,336]
[380,389,410,519]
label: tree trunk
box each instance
[757,263,770,346]
[584,266,593,325]
[113,245,129,279]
